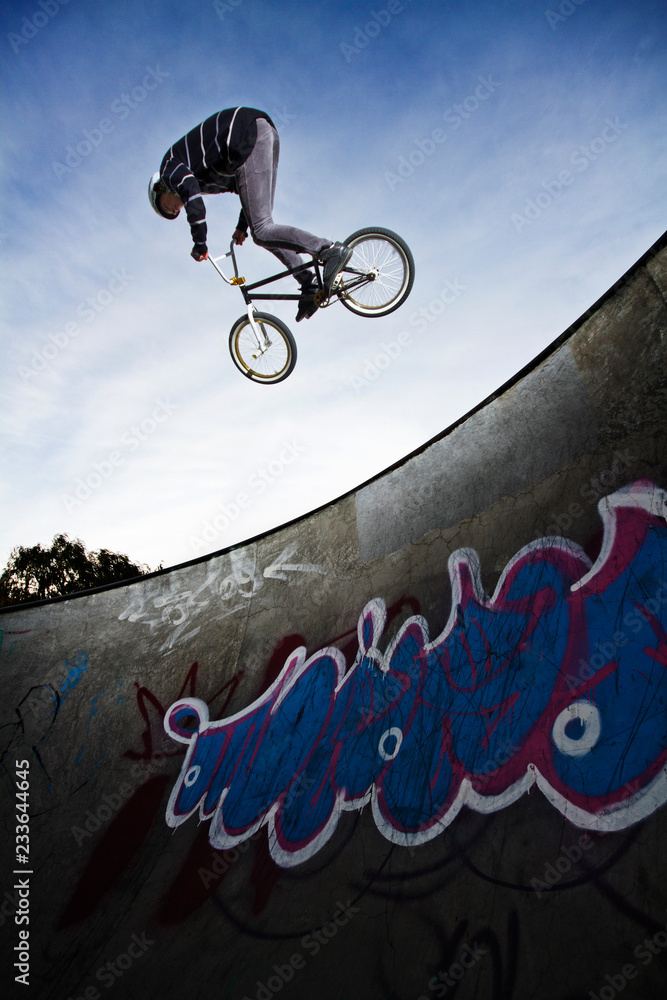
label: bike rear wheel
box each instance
[228,312,297,384]
[336,227,415,317]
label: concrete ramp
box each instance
[2,233,667,1000]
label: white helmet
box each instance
[148,172,178,219]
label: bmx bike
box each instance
[209,227,415,384]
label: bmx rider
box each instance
[148,107,352,321]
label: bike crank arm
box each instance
[338,273,376,291]
[315,271,375,307]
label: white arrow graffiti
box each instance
[263,544,326,581]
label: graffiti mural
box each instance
[164,481,667,867]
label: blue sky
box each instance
[1,0,666,571]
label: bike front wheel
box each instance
[337,227,415,317]
[228,312,297,384]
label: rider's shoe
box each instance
[320,242,352,296]
[296,280,319,322]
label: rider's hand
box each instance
[191,248,209,261]
[233,229,247,245]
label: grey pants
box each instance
[236,118,329,285]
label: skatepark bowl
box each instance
[1,232,666,1000]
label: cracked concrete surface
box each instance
[0,234,666,1000]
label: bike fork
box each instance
[246,304,271,357]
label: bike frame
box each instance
[209,240,371,343]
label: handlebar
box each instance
[208,239,241,284]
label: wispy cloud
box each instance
[1,0,666,568]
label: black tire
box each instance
[337,227,415,317]
[228,312,297,384]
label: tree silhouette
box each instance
[0,534,154,607]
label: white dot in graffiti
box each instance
[184,765,200,787]
[552,701,601,757]
[378,726,403,761]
